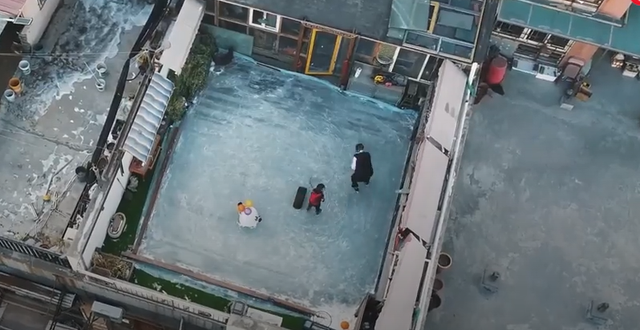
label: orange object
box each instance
[486,56,507,85]
[340,321,350,329]
[237,204,245,213]
[8,78,21,94]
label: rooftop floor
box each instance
[0,0,150,248]
[136,57,417,317]
[425,60,640,329]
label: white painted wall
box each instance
[78,270,230,326]
[20,0,60,45]
[81,152,133,266]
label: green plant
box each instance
[166,33,217,122]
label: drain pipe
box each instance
[415,62,479,329]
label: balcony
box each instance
[497,0,640,56]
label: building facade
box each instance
[492,0,640,75]
[198,0,494,106]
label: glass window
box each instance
[427,3,438,32]
[495,22,525,38]
[526,30,548,43]
[219,19,247,34]
[250,29,277,52]
[354,38,377,63]
[434,9,478,43]
[439,40,473,59]
[421,56,442,82]
[202,13,215,26]
[250,9,279,31]
[547,35,570,48]
[281,18,302,37]
[278,36,299,56]
[334,39,352,74]
[392,49,427,78]
[405,32,439,51]
[205,0,215,14]
[219,2,249,22]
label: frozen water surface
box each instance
[139,58,417,311]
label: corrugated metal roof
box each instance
[123,74,173,165]
[0,0,25,17]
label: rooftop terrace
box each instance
[0,0,150,249]
[425,56,640,329]
[131,56,418,321]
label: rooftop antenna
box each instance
[0,16,33,26]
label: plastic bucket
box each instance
[8,78,21,94]
[437,252,452,273]
[3,89,15,102]
[18,60,31,75]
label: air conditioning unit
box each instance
[91,301,123,323]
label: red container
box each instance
[486,56,508,85]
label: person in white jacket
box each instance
[237,201,262,228]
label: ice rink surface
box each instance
[139,58,416,310]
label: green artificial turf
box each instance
[101,160,160,256]
[131,269,308,330]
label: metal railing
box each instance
[0,237,72,269]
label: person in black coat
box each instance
[350,143,374,192]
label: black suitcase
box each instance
[293,186,307,209]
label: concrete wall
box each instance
[21,0,60,45]
[80,152,133,267]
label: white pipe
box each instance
[96,62,108,76]
[96,79,106,92]
[18,60,31,75]
[416,62,479,329]
[3,89,15,102]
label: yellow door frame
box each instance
[305,29,342,75]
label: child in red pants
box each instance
[307,184,325,215]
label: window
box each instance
[354,38,378,64]
[421,56,443,82]
[525,30,548,43]
[250,29,277,52]
[392,49,427,79]
[405,32,439,51]
[278,36,299,56]
[494,22,525,38]
[439,40,473,59]
[219,19,248,34]
[249,9,280,32]
[427,3,440,32]
[203,13,215,26]
[205,0,215,14]
[219,1,249,22]
[433,9,478,43]
[280,18,302,37]
[38,0,47,9]
[546,35,570,48]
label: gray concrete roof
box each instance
[0,0,149,249]
[425,57,640,330]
